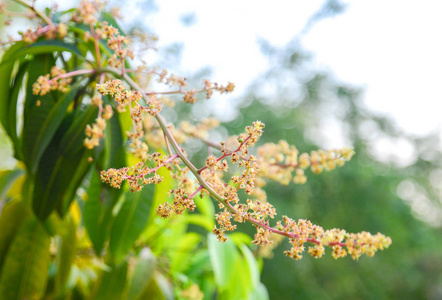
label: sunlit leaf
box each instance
[169,232,201,273]
[0,199,31,274]
[208,233,237,289]
[0,218,51,300]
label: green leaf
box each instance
[22,85,80,174]
[1,61,28,149]
[59,105,98,156]
[194,194,215,219]
[183,214,214,231]
[208,233,237,289]
[0,218,51,300]
[0,168,25,201]
[0,41,26,140]
[239,244,260,290]
[169,232,201,274]
[32,138,86,220]
[93,261,128,300]
[54,215,77,297]
[127,248,156,300]
[84,169,114,255]
[23,54,55,118]
[109,185,154,264]
[4,40,82,62]
[147,157,174,226]
[249,282,269,300]
[104,104,126,169]
[0,199,31,274]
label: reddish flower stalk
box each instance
[197,135,252,174]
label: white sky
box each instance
[120,0,442,137]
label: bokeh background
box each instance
[1,0,441,299]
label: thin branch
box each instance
[13,0,53,25]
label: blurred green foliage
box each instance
[224,39,442,299]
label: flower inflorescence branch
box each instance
[19,0,391,261]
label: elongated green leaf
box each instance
[0,42,26,132]
[239,244,260,290]
[147,158,174,226]
[32,139,85,220]
[23,54,55,119]
[109,185,154,264]
[0,61,15,135]
[208,233,237,289]
[58,106,98,214]
[169,232,201,274]
[0,199,31,274]
[22,85,80,174]
[84,169,114,255]
[54,215,77,297]
[0,218,51,300]
[0,169,25,201]
[5,40,82,62]
[1,62,28,149]
[127,248,156,300]
[59,105,97,155]
[104,104,126,169]
[93,261,128,300]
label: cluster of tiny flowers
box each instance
[83,93,113,150]
[32,66,72,96]
[156,188,196,218]
[20,22,68,44]
[202,79,235,99]
[155,70,235,103]
[257,140,355,185]
[142,117,220,150]
[96,79,161,157]
[97,79,161,116]
[275,217,392,260]
[100,160,164,192]
[97,22,134,67]
[73,0,104,25]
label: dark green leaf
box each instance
[104,105,126,169]
[84,169,114,255]
[5,40,82,62]
[109,185,154,264]
[0,41,26,138]
[7,62,29,158]
[22,85,80,174]
[59,105,98,155]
